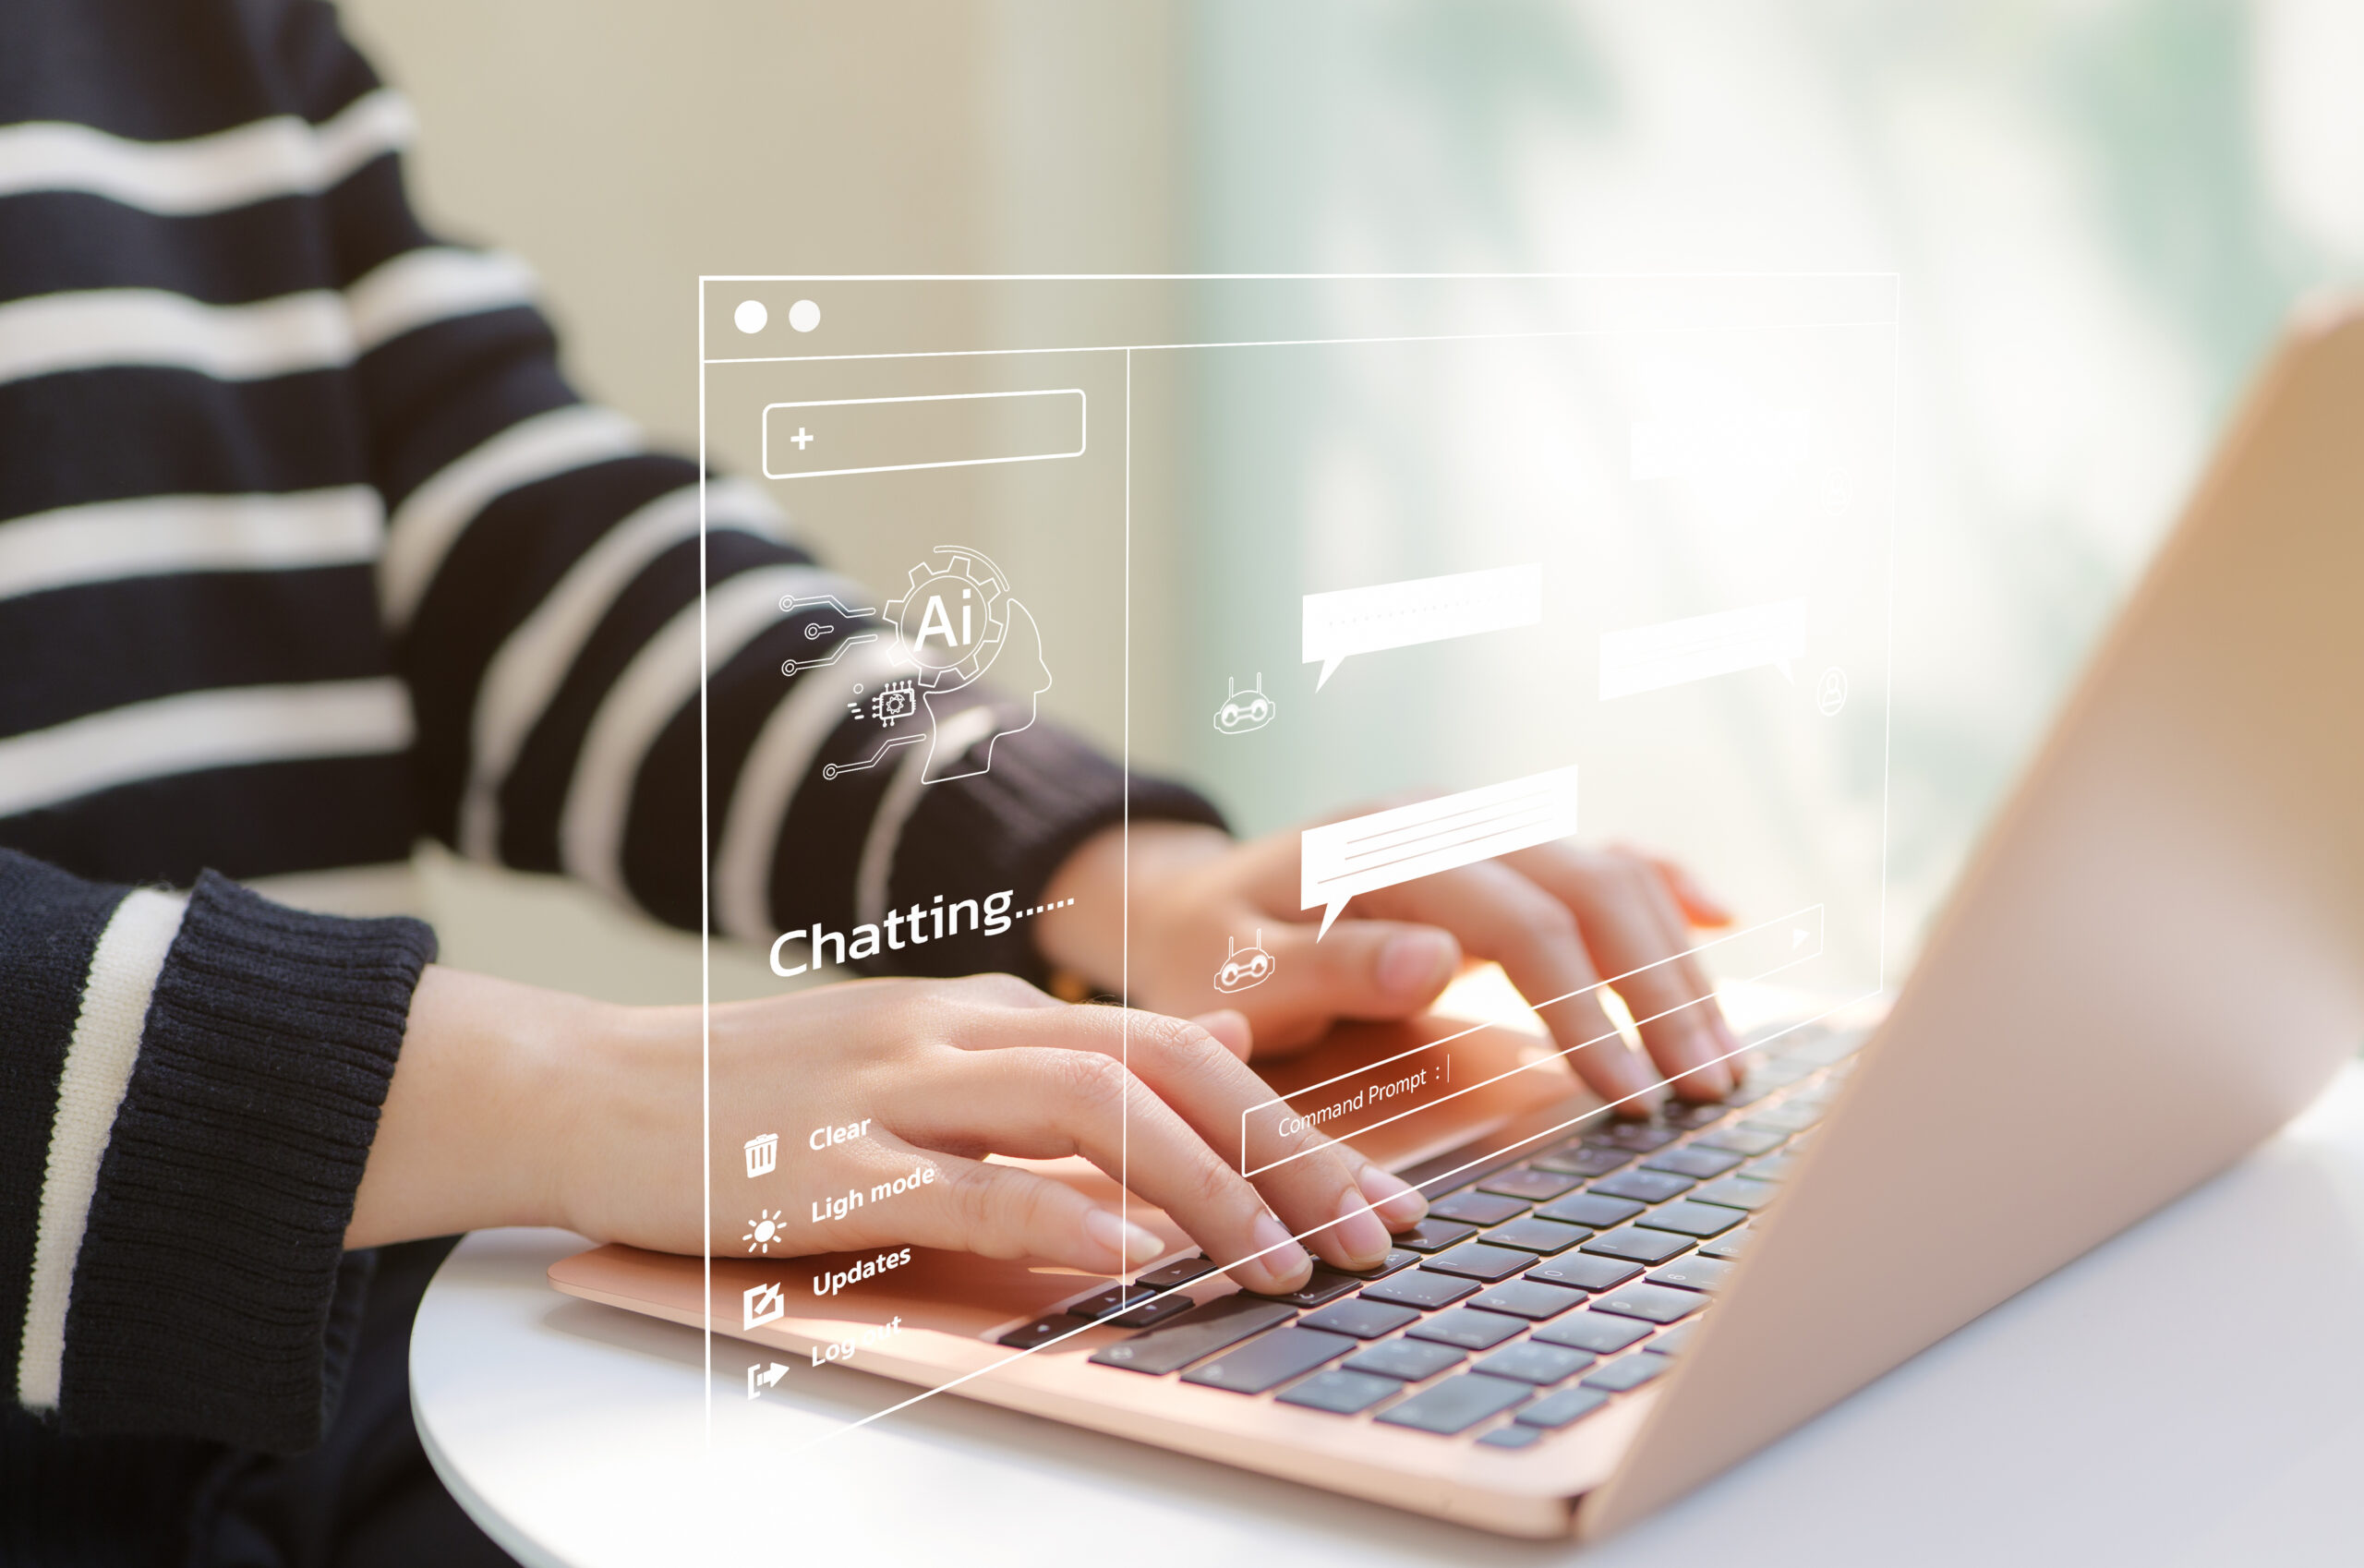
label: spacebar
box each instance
[1088,1297,1297,1376]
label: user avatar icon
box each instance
[1213,930,1277,994]
[1212,673,1276,736]
[1815,666,1849,717]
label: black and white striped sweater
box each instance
[0,0,1216,1496]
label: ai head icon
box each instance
[1213,930,1277,994]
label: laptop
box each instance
[549,301,2364,1538]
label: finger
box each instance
[788,1138,1169,1276]
[1228,916,1459,1039]
[1105,1007,1429,1272]
[1356,861,1656,1106]
[896,1039,1319,1293]
[949,1004,1423,1274]
[1515,846,1733,1100]
[1641,850,1734,927]
[1188,1008,1255,1060]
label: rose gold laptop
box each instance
[550,302,2364,1538]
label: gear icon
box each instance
[881,548,1013,692]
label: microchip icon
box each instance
[870,680,919,728]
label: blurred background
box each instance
[339,0,2364,1006]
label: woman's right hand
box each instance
[352,967,1429,1295]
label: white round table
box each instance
[415,1067,2364,1567]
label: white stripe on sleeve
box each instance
[346,247,539,354]
[456,478,790,862]
[379,404,643,633]
[0,88,414,214]
[14,887,190,1411]
[715,638,903,943]
[558,564,846,903]
[852,704,1005,931]
[0,488,382,603]
[0,287,353,387]
[0,680,416,819]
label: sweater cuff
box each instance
[56,873,434,1452]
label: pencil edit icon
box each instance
[743,1282,785,1332]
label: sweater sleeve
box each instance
[266,6,1224,982]
[0,849,433,1452]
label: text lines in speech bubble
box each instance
[1598,597,1805,701]
[1300,766,1579,939]
[1302,563,1541,690]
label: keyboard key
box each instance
[1277,1368,1399,1415]
[1532,1311,1652,1355]
[1090,1297,1297,1375]
[1478,1423,1543,1449]
[1301,1298,1421,1339]
[1345,1248,1421,1279]
[1693,1176,1780,1212]
[1182,1326,1357,1394]
[1068,1284,1163,1320]
[1743,1152,1800,1181]
[1395,1219,1478,1253]
[1634,1201,1745,1239]
[1746,1104,1823,1136]
[1536,1193,1646,1229]
[1109,1293,1200,1329]
[1345,1337,1465,1381]
[1589,1169,1695,1204]
[1662,1101,1730,1129]
[1515,1386,1610,1429]
[1466,1279,1586,1321]
[1582,1353,1670,1393]
[997,1312,1089,1350]
[1646,1321,1701,1357]
[1375,1372,1533,1435]
[1530,1143,1630,1177]
[1476,1341,1595,1384]
[1406,1309,1526,1351]
[1646,1256,1733,1293]
[1699,1227,1755,1260]
[1481,1217,1591,1255]
[1429,1190,1528,1226]
[1592,1282,1707,1325]
[1697,1126,1785,1157]
[1250,1268,1363,1309]
[1644,1145,1745,1180]
[1134,1254,1218,1291]
[1524,1254,1642,1292]
[1600,1123,1680,1152]
[1421,1243,1533,1283]
[1361,1270,1480,1310]
[1478,1167,1584,1201]
[1581,1227,1693,1265]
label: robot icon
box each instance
[1213,930,1277,994]
[1212,673,1276,736]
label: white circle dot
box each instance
[733,299,767,334]
[788,298,822,332]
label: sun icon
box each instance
[743,1209,785,1255]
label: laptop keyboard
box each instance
[1009,1024,1862,1449]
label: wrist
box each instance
[1036,820,1231,990]
[349,966,616,1247]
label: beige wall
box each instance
[337,0,1180,1001]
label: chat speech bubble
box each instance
[1300,766,1580,938]
[1598,597,1806,700]
[1302,563,1541,690]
